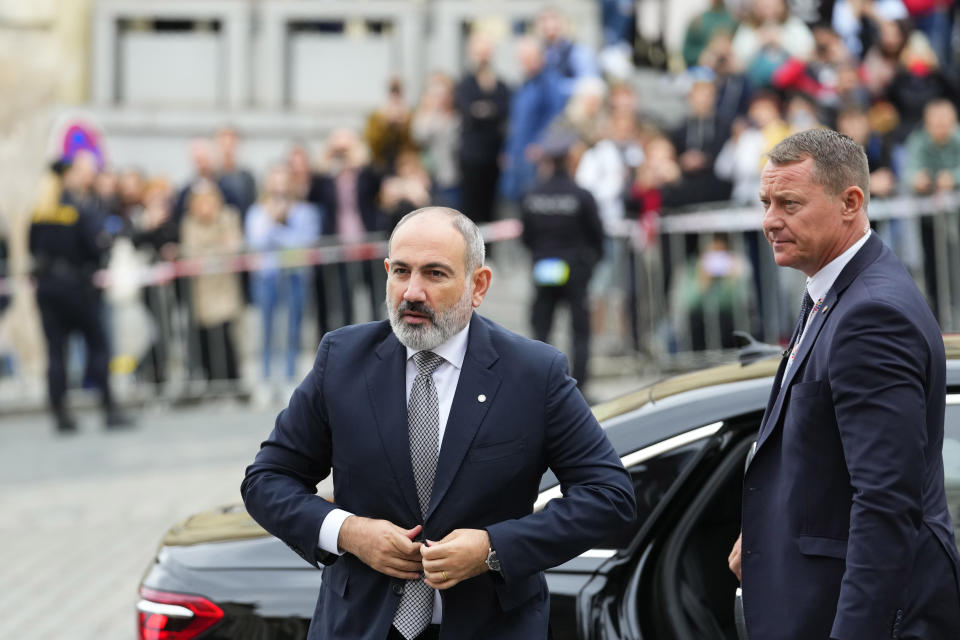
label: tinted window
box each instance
[599,440,706,549]
[944,404,960,548]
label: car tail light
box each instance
[137,586,224,640]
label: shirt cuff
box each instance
[318,508,353,556]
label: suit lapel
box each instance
[756,292,834,449]
[755,233,884,452]
[366,331,422,523]
[425,315,501,522]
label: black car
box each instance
[138,339,960,640]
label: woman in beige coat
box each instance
[179,179,244,383]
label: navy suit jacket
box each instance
[741,233,960,640]
[241,314,635,639]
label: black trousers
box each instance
[36,279,112,411]
[531,264,593,388]
[197,321,239,381]
[459,158,500,225]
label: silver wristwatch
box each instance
[485,545,501,573]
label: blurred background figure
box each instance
[179,180,243,387]
[118,168,146,222]
[886,29,959,143]
[831,0,909,60]
[363,76,414,174]
[682,0,739,69]
[312,128,384,335]
[905,98,960,195]
[130,177,179,391]
[380,147,431,226]
[501,36,567,202]
[665,70,733,207]
[835,106,898,198]
[173,138,218,221]
[715,90,790,204]
[733,0,815,88]
[456,31,511,227]
[215,126,258,227]
[536,5,601,100]
[521,131,604,393]
[670,233,753,351]
[903,0,956,71]
[905,98,960,316]
[245,164,320,388]
[29,152,133,433]
[412,71,461,208]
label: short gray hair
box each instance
[389,207,486,275]
[767,128,870,207]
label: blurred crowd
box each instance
[9,1,960,422]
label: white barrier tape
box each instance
[0,218,524,295]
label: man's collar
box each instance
[406,321,471,370]
[807,230,872,303]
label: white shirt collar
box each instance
[405,319,471,370]
[806,230,871,304]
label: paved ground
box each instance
[0,374,649,640]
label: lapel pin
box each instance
[821,305,829,314]
[477,394,487,403]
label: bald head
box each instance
[390,207,486,276]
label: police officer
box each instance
[520,130,604,390]
[29,151,133,433]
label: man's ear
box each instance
[471,266,493,308]
[384,258,390,274]
[841,186,865,219]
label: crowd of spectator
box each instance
[16,0,960,401]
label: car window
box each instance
[598,439,707,549]
[944,404,960,547]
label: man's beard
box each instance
[388,285,474,351]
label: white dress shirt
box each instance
[318,322,471,623]
[784,230,871,379]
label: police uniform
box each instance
[520,153,604,388]
[29,178,128,432]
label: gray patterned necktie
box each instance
[393,350,444,640]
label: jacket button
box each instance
[392,583,405,596]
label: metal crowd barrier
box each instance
[5,196,959,398]
[618,192,960,371]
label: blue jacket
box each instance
[241,314,635,639]
[741,233,960,639]
[501,70,567,202]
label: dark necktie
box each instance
[789,291,815,351]
[393,350,444,640]
[781,291,815,383]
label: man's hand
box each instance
[728,533,742,581]
[338,516,423,580]
[421,529,490,590]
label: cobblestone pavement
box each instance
[0,401,289,640]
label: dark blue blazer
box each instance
[241,314,635,639]
[741,233,960,640]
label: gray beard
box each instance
[388,286,474,351]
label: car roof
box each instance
[162,335,960,547]
[593,334,960,423]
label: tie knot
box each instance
[413,350,444,376]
